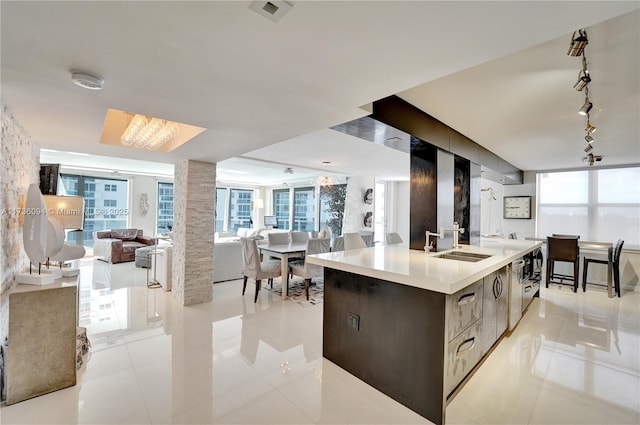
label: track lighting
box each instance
[567,29,588,57]
[568,28,602,166]
[578,98,593,116]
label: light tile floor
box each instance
[1,259,638,424]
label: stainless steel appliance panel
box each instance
[445,319,483,395]
[509,259,526,331]
[447,279,483,341]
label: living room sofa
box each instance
[94,229,157,264]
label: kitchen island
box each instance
[306,239,542,425]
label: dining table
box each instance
[258,242,308,300]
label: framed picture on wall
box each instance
[504,196,531,219]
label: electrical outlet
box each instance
[347,312,360,331]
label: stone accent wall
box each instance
[1,102,40,337]
[172,160,215,305]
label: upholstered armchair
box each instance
[94,229,157,264]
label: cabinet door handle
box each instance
[524,285,532,293]
[497,275,503,297]
[457,293,476,306]
[456,337,475,356]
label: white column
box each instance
[172,160,215,305]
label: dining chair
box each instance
[289,238,331,300]
[291,231,310,243]
[240,237,281,302]
[582,239,624,297]
[331,236,344,252]
[386,232,403,245]
[546,236,580,292]
[344,233,367,250]
[268,232,289,245]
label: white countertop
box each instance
[306,239,543,295]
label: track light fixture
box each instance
[567,29,588,56]
[582,153,602,166]
[584,144,593,153]
[573,70,591,91]
[585,134,595,144]
[584,118,597,134]
[578,98,593,116]
[573,57,591,91]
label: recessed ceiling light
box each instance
[70,69,104,90]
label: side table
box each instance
[146,249,164,289]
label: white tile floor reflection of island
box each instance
[0,257,638,424]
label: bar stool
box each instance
[582,239,624,297]
[546,236,580,292]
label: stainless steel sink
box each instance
[431,251,492,262]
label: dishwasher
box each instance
[509,258,527,331]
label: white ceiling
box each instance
[3,1,639,183]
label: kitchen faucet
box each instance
[424,222,466,252]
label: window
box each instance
[59,174,128,247]
[293,187,315,231]
[215,188,228,232]
[228,189,252,232]
[157,182,174,234]
[537,167,640,245]
[273,189,290,229]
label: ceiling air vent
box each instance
[249,1,292,23]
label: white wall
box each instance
[343,176,375,233]
[130,175,160,236]
[480,171,536,239]
[386,180,410,244]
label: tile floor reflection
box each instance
[1,258,638,424]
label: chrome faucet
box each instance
[425,229,443,252]
[443,222,465,249]
[424,222,466,251]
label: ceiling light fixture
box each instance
[585,134,595,144]
[70,70,104,90]
[584,144,593,154]
[284,167,294,174]
[567,29,588,57]
[578,96,593,116]
[582,153,602,166]
[584,120,597,134]
[120,114,180,150]
[573,70,591,91]
[315,161,336,187]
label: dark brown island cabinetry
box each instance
[323,266,509,425]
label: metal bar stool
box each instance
[582,239,624,297]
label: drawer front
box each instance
[447,279,483,341]
[445,319,483,395]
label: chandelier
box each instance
[121,114,180,150]
[315,161,337,187]
[567,29,602,166]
